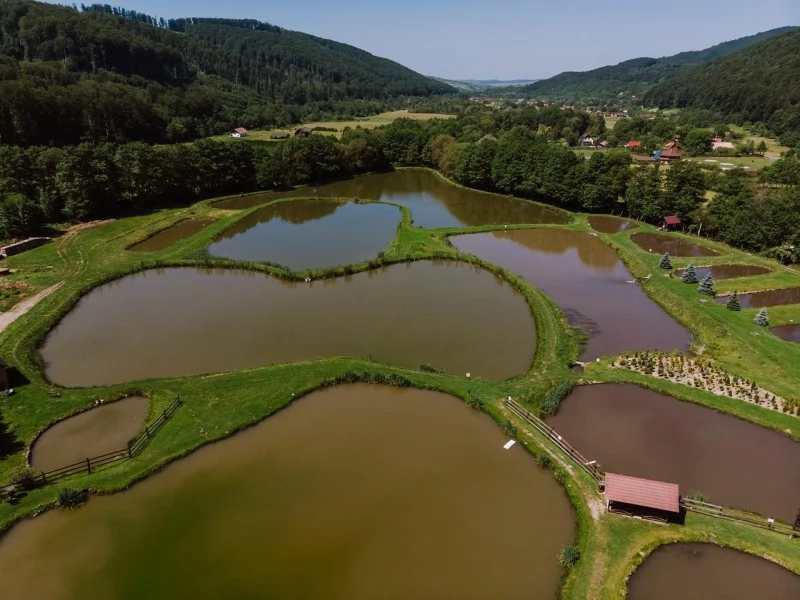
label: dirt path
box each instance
[0,282,64,335]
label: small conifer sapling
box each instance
[659,252,673,270]
[697,273,716,296]
[754,307,769,327]
[726,291,741,311]
[681,263,698,283]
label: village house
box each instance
[270,132,290,140]
[659,148,682,163]
[294,127,312,138]
[661,215,681,231]
[713,140,735,150]
[663,139,681,150]
[230,127,249,138]
[578,134,595,147]
[624,140,641,150]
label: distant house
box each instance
[663,139,681,150]
[578,134,595,147]
[661,215,681,230]
[713,141,735,150]
[659,148,682,162]
[598,140,610,149]
[295,127,312,138]
[230,127,249,138]
[624,140,641,149]
[270,132,290,140]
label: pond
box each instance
[773,324,800,343]
[450,229,690,360]
[30,396,150,472]
[630,232,721,257]
[587,215,637,234]
[128,219,214,252]
[0,384,575,600]
[628,543,800,600]
[40,262,536,387]
[717,287,800,308]
[546,384,800,519]
[208,199,401,270]
[214,170,570,228]
[675,264,771,280]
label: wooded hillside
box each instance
[0,1,452,145]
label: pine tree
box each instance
[697,273,716,296]
[726,291,741,311]
[659,252,673,269]
[754,307,769,326]
[681,263,698,283]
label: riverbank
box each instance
[0,174,798,597]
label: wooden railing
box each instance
[37,396,183,485]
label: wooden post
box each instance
[41,472,47,485]
[145,425,151,438]
[86,457,91,474]
[127,441,133,459]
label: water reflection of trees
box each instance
[494,229,620,270]
[218,199,344,240]
[630,233,720,257]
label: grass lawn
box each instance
[686,155,774,170]
[729,124,791,158]
[0,173,799,597]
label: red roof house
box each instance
[624,140,641,149]
[659,148,682,161]
[231,127,249,138]
[661,215,681,230]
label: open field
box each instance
[209,110,455,142]
[0,171,799,597]
[729,124,791,158]
[604,117,623,129]
[686,155,774,169]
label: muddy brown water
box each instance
[627,543,800,600]
[128,219,213,252]
[717,287,800,308]
[208,199,401,270]
[40,261,535,387]
[773,324,800,343]
[631,232,721,257]
[547,384,800,520]
[587,215,637,234]
[30,396,149,472]
[676,264,771,280]
[215,170,570,228]
[450,229,690,360]
[0,384,574,600]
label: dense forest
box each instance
[645,30,800,144]
[517,27,796,105]
[2,104,798,264]
[0,1,453,145]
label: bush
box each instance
[465,392,483,410]
[553,467,568,484]
[9,466,41,490]
[58,487,88,509]
[725,291,741,311]
[659,252,672,269]
[686,490,710,503]
[542,380,575,417]
[535,454,553,469]
[754,307,769,326]
[500,419,517,438]
[419,363,442,373]
[558,544,581,569]
[681,263,698,283]
[697,273,716,296]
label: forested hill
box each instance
[644,29,800,142]
[0,1,453,146]
[519,26,797,103]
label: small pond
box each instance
[587,215,637,234]
[772,324,800,343]
[0,384,575,600]
[631,232,721,257]
[450,229,690,360]
[676,264,771,280]
[628,543,800,600]
[128,219,213,252]
[215,170,570,228]
[546,384,800,519]
[30,396,149,472]
[717,287,800,308]
[208,199,400,270]
[40,261,536,387]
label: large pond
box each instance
[628,543,800,600]
[30,396,149,472]
[215,170,570,228]
[208,200,401,270]
[717,287,800,308]
[547,384,800,519]
[0,384,574,600]
[40,262,535,387]
[631,232,721,257]
[676,264,771,280]
[773,324,800,343]
[450,229,690,360]
[128,219,213,252]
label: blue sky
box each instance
[56,1,799,79]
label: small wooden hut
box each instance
[603,473,680,523]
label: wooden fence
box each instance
[36,396,183,485]
[505,398,799,536]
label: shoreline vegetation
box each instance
[0,172,798,598]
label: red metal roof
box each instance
[663,215,681,225]
[604,473,680,513]
[661,148,682,158]
[233,127,248,134]
[625,140,641,147]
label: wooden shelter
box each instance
[295,127,312,137]
[603,473,680,522]
[661,215,681,230]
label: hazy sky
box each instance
[55,0,799,79]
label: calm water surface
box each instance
[676,264,771,280]
[718,287,800,308]
[40,262,535,387]
[0,385,574,600]
[628,543,800,600]
[631,232,720,257]
[547,384,800,519]
[773,324,800,343]
[30,396,149,472]
[215,170,570,228]
[128,219,213,252]
[588,216,637,234]
[451,229,690,360]
[209,199,401,270]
